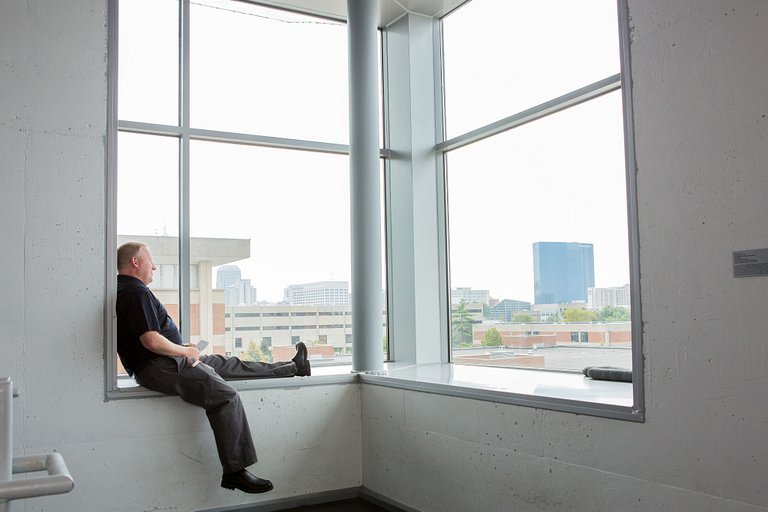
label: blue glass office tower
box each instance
[533,242,595,304]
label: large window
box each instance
[109,0,639,418]
[108,0,386,393]
[441,0,639,378]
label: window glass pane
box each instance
[117,132,179,238]
[118,0,179,125]
[114,0,387,387]
[189,141,353,364]
[381,160,389,360]
[442,0,620,139]
[447,91,632,371]
[116,132,180,384]
[190,0,349,144]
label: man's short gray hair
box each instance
[117,241,148,272]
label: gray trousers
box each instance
[133,354,297,474]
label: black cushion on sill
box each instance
[582,366,633,383]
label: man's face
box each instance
[135,247,156,285]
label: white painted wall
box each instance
[0,2,362,510]
[362,0,768,510]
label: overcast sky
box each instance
[117,0,629,304]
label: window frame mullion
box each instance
[178,0,191,345]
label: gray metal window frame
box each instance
[104,0,388,399]
[425,0,644,421]
[104,0,643,420]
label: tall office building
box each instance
[533,242,595,305]
[216,265,242,290]
[224,279,258,306]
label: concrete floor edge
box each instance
[196,486,415,512]
[358,487,421,512]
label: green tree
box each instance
[482,303,491,319]
[451,299,474,347]
[512,312,535,323]
[562,308,598,322]
[545,314,561,323]
[598,305,630,322]
[240,340,270,362]
[481,327,503,347]
[260,338,273,363]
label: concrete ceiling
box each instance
[248,0,470,26]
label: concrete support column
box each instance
[348,0,383,373]
[198,260,213,347]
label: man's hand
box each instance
[140,331,201,362]
[184,344,200,361]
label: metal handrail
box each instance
[0,378,74,510]
[0,454,74,501]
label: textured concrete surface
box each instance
[3,0,768,511]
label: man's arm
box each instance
[139,331,200,360]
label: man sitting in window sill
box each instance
[116,241,311,495]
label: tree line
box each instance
[451,300,630,347]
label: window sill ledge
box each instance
[110,362,643,422]
[108,364,359,400]
[359,362,643,422]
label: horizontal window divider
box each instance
[192,128,350,154]
[436,73,621,153]
[117,120,392,158]
[359,371,643,422]
[118,120,184,137]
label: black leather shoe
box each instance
[292,341,311,377]
[221,469,273,494]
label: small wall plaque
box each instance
[733,248,768,278]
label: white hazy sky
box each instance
[117,0,629,304]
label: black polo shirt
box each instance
[116,274,183,375]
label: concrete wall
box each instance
[0,2,362,511]
[362,0,768,510]
[4,0,768,511]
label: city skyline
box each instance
[118,0,629,307]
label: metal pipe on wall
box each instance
[0,378,10,512]
[348,0,383,373]
[0,454,74,503]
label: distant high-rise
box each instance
[225,279,258,306]
[533,242,595,305]
[284,281,349,306]
[216,265,241,290]
[588,284,630,309]
[451,287,491,305]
